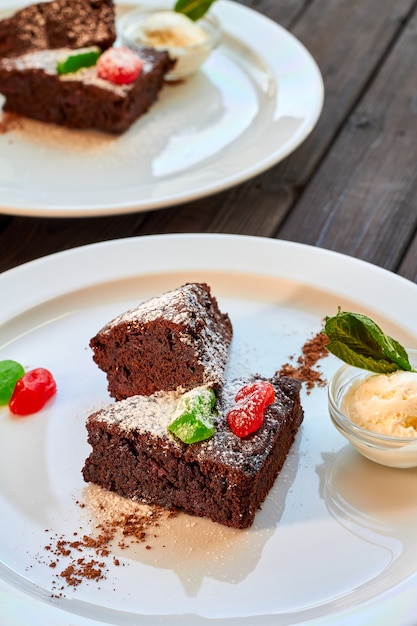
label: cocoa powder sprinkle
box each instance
[38,486,175,595]
[278,332,329,392]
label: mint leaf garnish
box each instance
[324,309,415,373]
[174,0,217,21]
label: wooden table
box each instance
[1,0,417,283]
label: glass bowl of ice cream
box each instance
[118,3,221,81]
[328,349,417,468]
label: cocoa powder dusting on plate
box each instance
[278,332,329,392]
[39,486,175,596]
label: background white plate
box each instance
[1,234,417,626]
[0,0,323,217]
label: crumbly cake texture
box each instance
[82,374,304,529]
[90,283,233,399]
[0,0,116,58]
[0,46,173,133]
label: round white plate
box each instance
[0,0,323,217]
[1,234,417,626]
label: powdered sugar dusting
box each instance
[106,284,207,326]
[92,390,182,439]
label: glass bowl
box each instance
[328,349,417,468]
[118,4,221,81]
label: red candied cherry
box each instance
[96,46,143,85]
[227,381,275,438]
[9,368,57,416]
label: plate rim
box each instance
[0,0,324,217]
[1,233,416,332]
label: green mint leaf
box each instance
[324,309,414,373]
[324,340,401,374]
[173,0,217,21]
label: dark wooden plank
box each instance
[283,0,416,181]
[237,0,310,24]
[137,177,291,237]
[277,5,417,278]
[398,233,417,283]
[0,213,148,273]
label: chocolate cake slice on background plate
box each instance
[0,0,174,133]
[0,0,116,58]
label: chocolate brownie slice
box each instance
[0,46,173,133]
[0,0,116,58]
[82,374,304,529]
[90,283,233,399]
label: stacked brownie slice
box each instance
[82,283,304,529]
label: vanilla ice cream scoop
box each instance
[132,11,208,48]
[342,370,417,437]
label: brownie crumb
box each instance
[278,332,329,392]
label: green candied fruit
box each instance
[56,48,102,75]
[168,386,216,444]
[0,360,25,405]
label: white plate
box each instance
[0,0,323,217]
[1,235,417,626]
